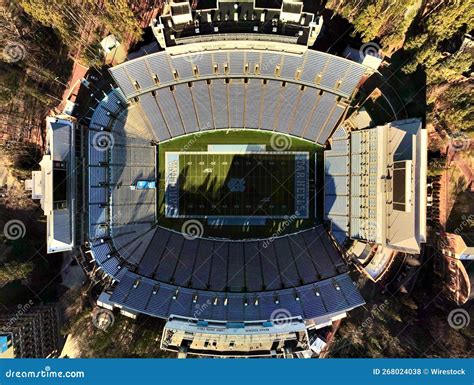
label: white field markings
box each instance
[182,152,215,215]
[239,153,287,216]
[216,154,255,216]
[177,151,304,217]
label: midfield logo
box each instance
[227,178,246,192]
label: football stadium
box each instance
[29,0,427,357]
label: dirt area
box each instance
[428,122,472,231]
[427,123,446,152]
[0,154,33,211]
[60,334,81,358]
[439,145,473,230]
[438,168,450,229]
[450,147,473,189]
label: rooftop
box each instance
[152,0,322,48]
[27,116,76,254]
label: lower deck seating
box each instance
[93,225,347,293]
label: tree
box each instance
[95,0,143,42]
[19,0,142,66]
[18,0,73,40]
[327,0,421,51]
[327,0,472,137]
[0,63,21,104]
[403,2,474,81]
[429,81,474,133]
[0,260,34,286]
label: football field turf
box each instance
[165,151,309,218]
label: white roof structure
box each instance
[27,116,76,253]
[100,34,120,54]
[152,0,323,48]
[161,315,310,357]
[325,119,427,254]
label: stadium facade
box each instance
[30,0,427,357]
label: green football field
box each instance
[157,130,323,239]
[166,151,308,218]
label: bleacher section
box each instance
[110,49,366,100]
[109,79,347,145]
[90,226,348,292]
[109,48,368,145]
[108,269,364,323]
[88,89,156,242]
[324,126,350,246]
